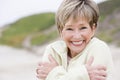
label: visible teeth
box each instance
[72,41,83,45]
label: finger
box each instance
[98,70,107,77]
[95,65,107,71]
[36,68,48,78]
[37,68,48,75]
[36,69,42,74]
[36,66,41,74]
[36,66,44,74]
[36,75,41,79]
[48,54,56,63]
[95,75,106,80]
[36,68,39,74]
[86,56,94,66]
[36,64,43,70]
[38,62,42,66]
[36,73,47,79]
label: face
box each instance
[61,17,96,58]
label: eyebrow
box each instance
[65,24,72,27]
[65,23,86,27]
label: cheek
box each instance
[61,31,71,40]
[88,30,94,38]
[82,30,93,40]
[88,33,94,41]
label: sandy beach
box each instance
[0,46,42,80]
[0,44,120,80]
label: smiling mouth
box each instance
[71,40,84,46]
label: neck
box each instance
[67,48,78,58]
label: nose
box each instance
[73,30,81,39]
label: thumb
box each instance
[86,56,94,66]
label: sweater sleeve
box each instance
[46,65,90,80]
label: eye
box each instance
[66,28,73,31]
[80,27,87,30]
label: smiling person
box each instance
[36,0,113,80]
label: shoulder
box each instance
[89,37,109,49]
[86,37,111,56]
[85,37,110,54]
[47,40,66,48]
[46,40,67,53]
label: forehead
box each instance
[65,16,89,26]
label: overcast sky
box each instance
[0,0,106,27]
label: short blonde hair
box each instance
[56,0,99,33]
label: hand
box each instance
[85,56,107,80]
[36,54,58,79]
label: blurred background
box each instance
[0,0,120,80]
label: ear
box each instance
[91,24,96,37]
[92,24,96,31]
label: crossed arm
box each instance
[36,55,107,80]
